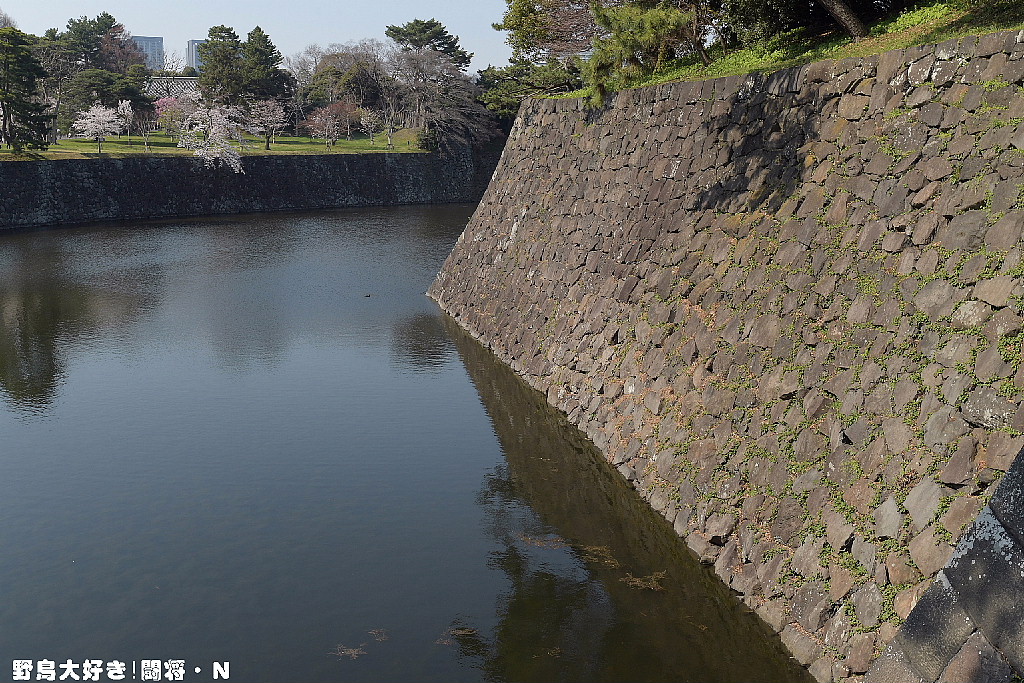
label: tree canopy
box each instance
[286,36,501,152]
[242,26,291,100]
[585,1,715,103]
[0,27,51,151]
[59,67,150,133]
[55,13,145,74]
[385,19,473,70]
[483,0,921,110]
[198,26,245,103]
[199,25,292,103]
[492,0,596,61]
[32,12,152,137]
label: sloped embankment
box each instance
[431,30,1024,682]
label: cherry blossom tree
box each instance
[116,99,133,144]
[302,104,342,149]
[177,96,247,172]
[72,103,120,152]
[246,99,286,150]
[155,96,188,138]
[135,106,157,151]
[358,108,384,146]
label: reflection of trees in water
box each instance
[443,316,814,683]
[446,462,611,683]
[0,206,476,409]
[0,244,153,414]
[0,285,90,410]
[390,314,454,371]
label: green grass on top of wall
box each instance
[0,128,424,161]
[556,0,1024,100]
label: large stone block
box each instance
[934,210,990,250]
[962,387,1017,428]
[905,478,950,532]
[865,644,928,683]
[944,508,1024,673]
[892,580,977,681]
[938,631,1016,683]
[989,448,1024,546]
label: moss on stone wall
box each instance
[431,29,1024,683]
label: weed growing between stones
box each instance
[432,30,1024,681]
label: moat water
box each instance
[0,206,811,683]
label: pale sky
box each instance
[4,0,513,72]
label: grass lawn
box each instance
[560,0,1024,98]
[0,128,424,161]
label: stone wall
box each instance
[0,147,499,230]
[430,30,1024,682]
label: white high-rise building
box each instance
[187,40,206,71]
[132,36,164,70]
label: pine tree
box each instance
[385,19,473,70]
[198,26,244,103]
[0,27,51,151]
[242,26,289,100]
[585,3,696,105]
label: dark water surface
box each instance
[0,206,810,683]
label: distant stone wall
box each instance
[0,147,499,230]
[431,30,1024,682]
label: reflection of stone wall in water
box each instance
[431,30,1024,682]
[390,314,454,371]
[0,147,501,230]
[445,318,813,683]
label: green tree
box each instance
[298,50,386,111]
[385,19,473,70]
[483,0,593,122]
[44,13,145,75]
[302,65,346,108]
[585,2,703,104]
[61,13,120,69]
[241,26,291,100]
[478,58,583,122]
[720,0,874,44]
[60,67,151,134]
[198,25,244,103]
[493,0,596,61]
[0,27,51,151]
[62,13,109,67]
[34,34,82,142]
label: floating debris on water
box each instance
[580,545,621,568]
[620,571,668,591]
[517,533,568,549]
[436,627,480,646]
[330,644,367,660]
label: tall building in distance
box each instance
[132,36,164,70]
[186,40,206,71]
